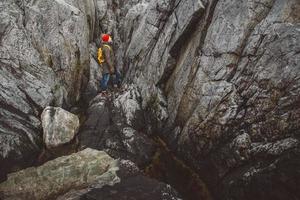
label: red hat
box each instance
[102,34,111,42]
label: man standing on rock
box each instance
[98,34,121,95]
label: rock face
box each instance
[107,0,300,199]
[41,106,80,149]
[0,148,118,200]
[0,0,94,177]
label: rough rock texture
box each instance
[57,160,182,200]
[83,43,103,102]
[0,148,118,200]
[41,106,80,149]
[114,0,300,199]
[0,0,94,178]
[0,148,181,200]
[79,88,156,166]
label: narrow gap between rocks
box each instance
[144,136,212,200]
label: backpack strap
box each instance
[103,44,112,51]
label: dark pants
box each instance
[100,71,121,91]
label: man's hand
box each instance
[109,68,115,74]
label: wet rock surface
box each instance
[145,138,212,200]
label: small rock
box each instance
[41,106,80,149]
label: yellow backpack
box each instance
[97,44,112,64]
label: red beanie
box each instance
[102,34,110,42]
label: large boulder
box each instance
[0,148,118,200]
[41,106,80,149]
[0,149,181,200]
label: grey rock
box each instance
[83,43,103,102]
[0,1,55,179]
[57,160,182,200]
[250,137,299,156]
[79,90,156,166]
[231,132,252,161]
[0,0,95,177]
[113,86,142,127]
[0,148,118,200]
[41,106,80,149]
[114,0,300,199]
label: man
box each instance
[98,34,121,94]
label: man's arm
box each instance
[103,46,115,74]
